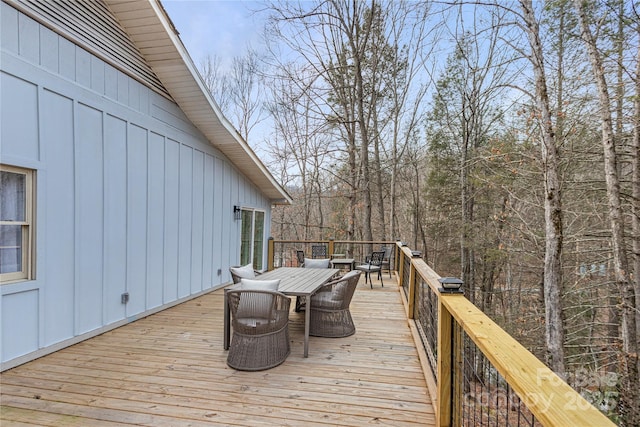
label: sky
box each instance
[161,1,276,153]
[162,1,267,71]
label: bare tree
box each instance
[262,0,471,255]
[265,70,333,239]
[520,0,565,375]
[199,54,231,113]
[574,0,639,423]
[199,50,265,144]
[261,0,369,241]
[228,50,266,142]
[382,2,436,241]
[632,4,640,362]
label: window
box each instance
[240,208,265,271]
[1,165,34,283]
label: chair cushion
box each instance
[304,258,330,268]
[239,278,280,291]
[356,264,380,272]
[237,279,280,319]
[230,263,256,280]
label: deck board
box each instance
[1,276,436,426]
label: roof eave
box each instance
[105,0,292,205]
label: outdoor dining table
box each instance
[223,267,340,358]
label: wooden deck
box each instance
[0,275,435,426]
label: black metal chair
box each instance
[380,246,392,278]
[296,250,305,267]
[355,251,385,288]
[311,244,327,259]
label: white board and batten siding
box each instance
[0,1,271,370]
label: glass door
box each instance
[240,209,265,270]
[252,211,264,270]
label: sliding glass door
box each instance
[240,209,265,270]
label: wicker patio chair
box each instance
[226,289,291,371]
[309,270,362,338]
[355,251,385,288]
[295,257,332,312]
[229,263,259,284]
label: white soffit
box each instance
[104,0,291,204]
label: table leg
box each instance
[223,289,230,350]
[304,297,311,357]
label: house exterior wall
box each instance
[0,1,272,369]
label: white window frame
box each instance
[239,208,266,271]
[0,164,34,283]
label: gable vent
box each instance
[11,0,171,98]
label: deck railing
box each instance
[267,239,615,426]
[266,238,398,271]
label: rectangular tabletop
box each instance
[224,267,339,358]
[258,267,339,295]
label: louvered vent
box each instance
[13,0,171,98]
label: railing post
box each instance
[328,238,335,257]
[398,245,405,289]
[267,237,274,271]
[394,241,401,272]
[437,296,453,427]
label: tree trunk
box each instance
[390,135,398,241]
[351,0,375,243]
[574,1,639,423]
[520,0,565,375]
[372,116,386,240]
[348,120,358,243]
[632,17,640,368]
[460,92,474,305]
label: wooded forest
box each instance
[199,0,639,424]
